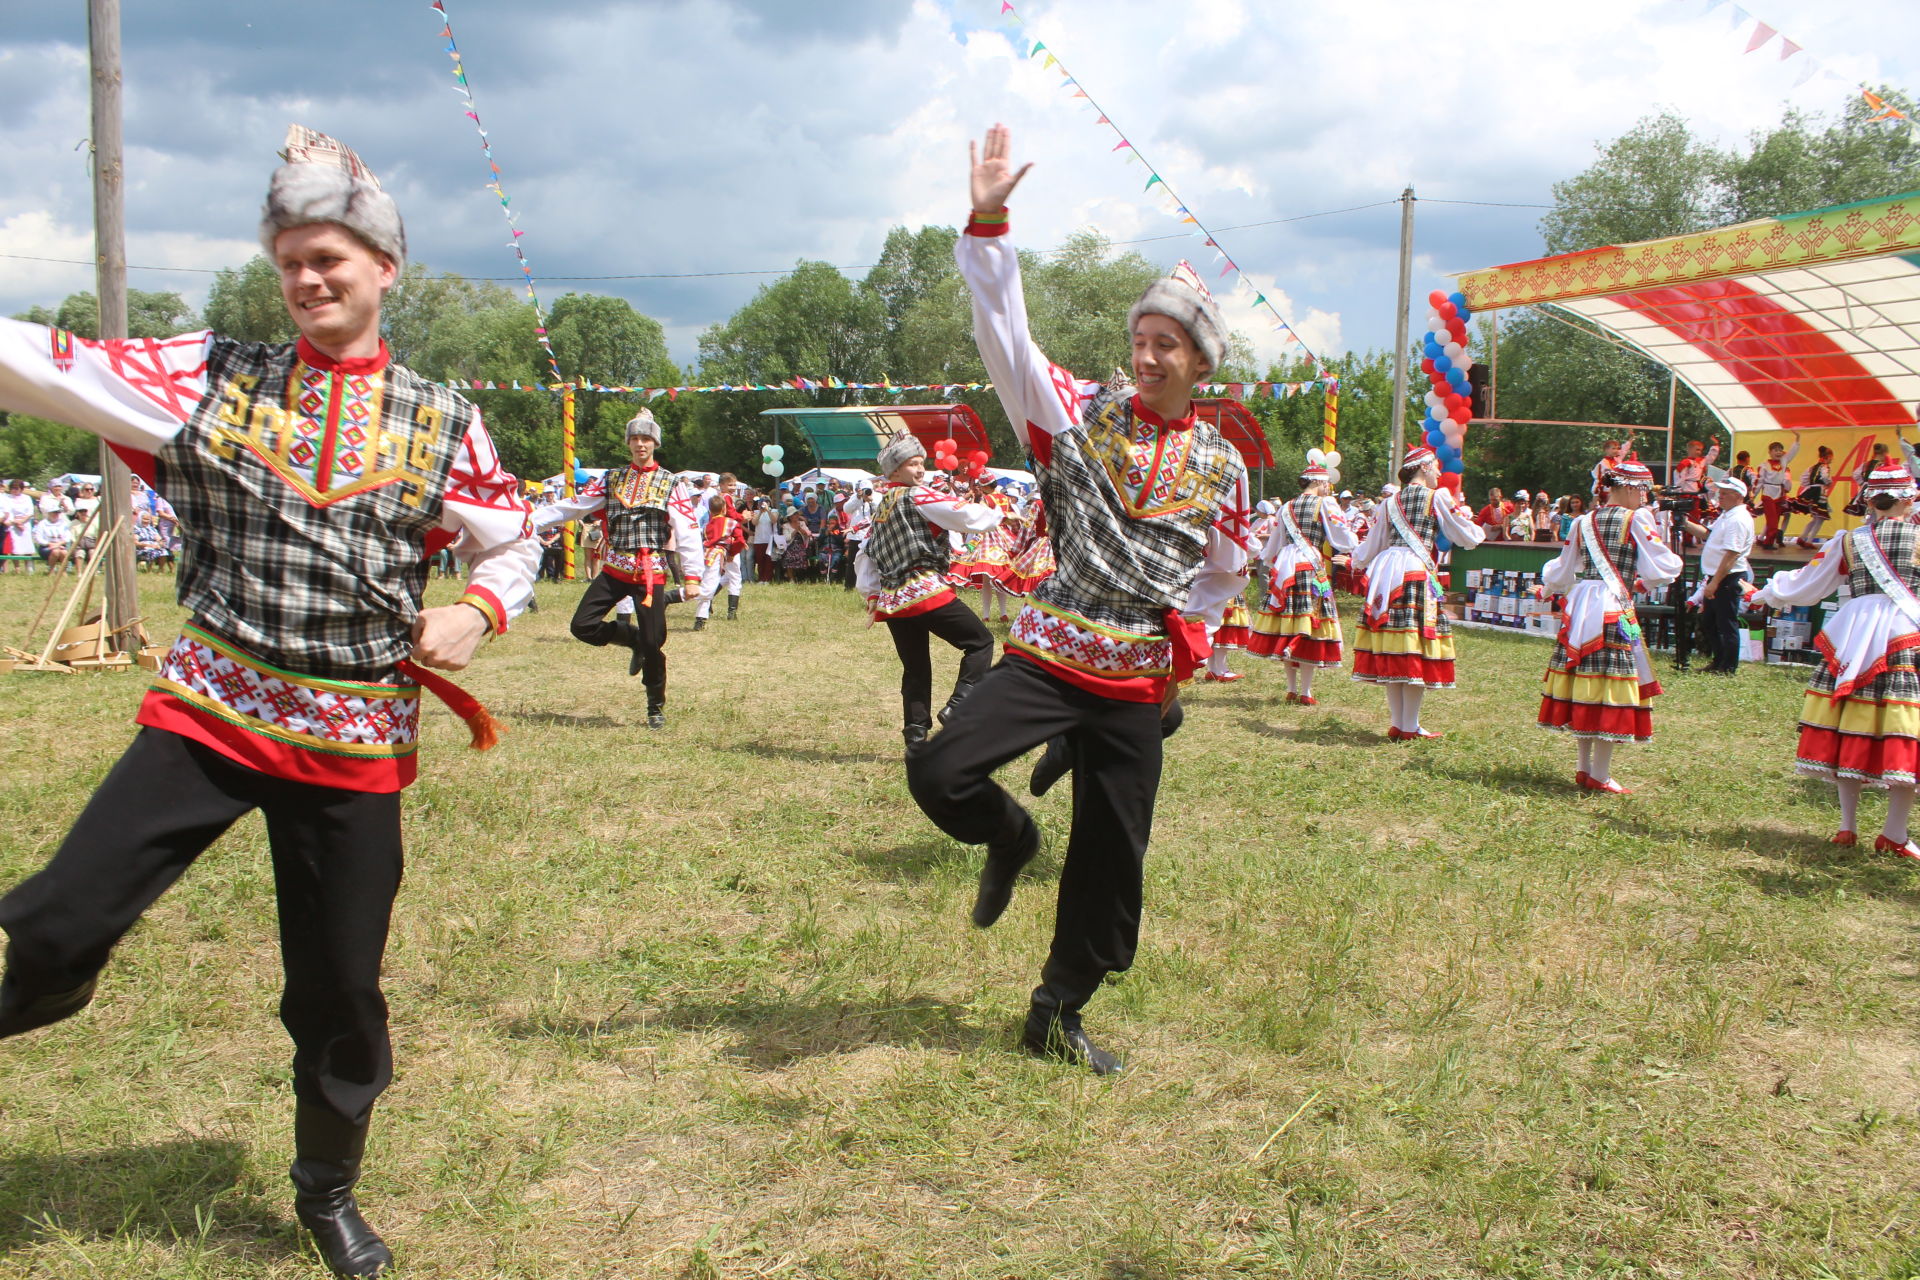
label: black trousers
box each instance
[885,599,995,729]
[907,656,1178,1012]
[571,570,670,692]
[1705,571,1749,671]
[0,728,402,1124]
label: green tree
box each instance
[203,255,298,343]
[0,414,99,484]
[1726,86,1920,220]
[545,293,681,465]
[382,264,521,372]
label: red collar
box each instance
[629,461,660,474]
[296,337,390,376]
[1130,394,1195,431]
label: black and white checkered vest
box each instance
[866,485,950,590]
[1574,505,1640,583]
[1036,382,1244,634]
[601,464,675,554]
[1390,483,1440,553]
[158,337,470,680]
[1286,492,1330,550]
[1850,519,1920,598]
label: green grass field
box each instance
[0,570,1915,1279]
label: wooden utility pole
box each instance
[90,0,140,655]
[1388,186,1416,471]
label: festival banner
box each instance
[1689,0,1917,136]
[436,376,1333,398]
[429,1,566,384]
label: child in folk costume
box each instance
[1351,447,1483,738]
[1203,592,1252,682]
[1790,444,1835,550]
[1755,464,1920,859]
[692,493,747,630]
[950,477,1018,619]
[0,128,539,1278]
[910,125,1251,1074]
[1754,437,1798,548]
[855,433,1004,745]
[1536,462,1684,794]
[779,509,813,579]
[535,411,702,729]
[1002,492,1057,596]
[1248,462,1356,704]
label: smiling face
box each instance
[274,223,396,360]
[886,454,926,486]
[627,434,657,467]
[1131,313,1209,416]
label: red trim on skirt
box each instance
[1248,632,1342,664]
[1352,650,1453,685]
[1536,696,1652,742]
[1797,725,1920,783]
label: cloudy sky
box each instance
[3,0,1916,376]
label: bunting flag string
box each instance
[996,1,1335,384]
[428,0,567,384]
[1684,0,1917,136]
[432,376,1335,398]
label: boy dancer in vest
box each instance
[0,127,537,1277]
[535,411,702,728]
[909,125,1250,1075]
[856,432,1004,744]
[693,492,746,629]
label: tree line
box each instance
[5,87,1912,504]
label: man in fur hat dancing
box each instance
[0,126,538,1277]
[907,125,1251,1075]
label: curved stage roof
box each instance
[1457,191,1920,436]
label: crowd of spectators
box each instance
[0,475,172,573]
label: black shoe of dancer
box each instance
[693,616,707,632]
[1028,735,1074,798]
[937,679,978,726]
[646,689,666,730]
[903,721,931,748]
[291,1105,392,1278]
[727,595,739,620]
[614,620,645,677]
[0,955,96,1040]
[971,814,1040,928]
[1021,1000,1123,1076]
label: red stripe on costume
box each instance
[135,693,416,793]
[458,585,508,636]
[874,586,956,621]
[1537,696,1653,741]
[1249,633,1343,664]
[1816,628,1920,701]
[1352,651,1455,685]
[1796,724,1920,783]
[1007,649,1167,704]
[109,443,157,488]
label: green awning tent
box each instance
[758,404,992,467]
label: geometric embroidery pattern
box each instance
[1009,601,1172,676]
[153,629,420,755]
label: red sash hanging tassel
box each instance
[397,659,504,751]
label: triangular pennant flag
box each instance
[1145,174,1163,191]
[1095,115,1109,124]
[1729,5,1749,30]
[1029,40,1045,57]
[1744,21,1776,53]
[1112,139,1132,151]
[1780,36,1802,60]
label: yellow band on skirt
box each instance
[1354,625,1455,662]
[1540,669,1650,710]
[1798,690,1920,739]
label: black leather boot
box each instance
[971,813,1040,928]
[1028,735,1074,798]
[937,679,978,726]
[693,615,707,632]
[615,620,645,677]
[726,595,739,620]
[646,688,667,730]
[1021,986,1122,1076]
[0,951,96,1041]
[290,1104,392,1278]
[902,721,931,748]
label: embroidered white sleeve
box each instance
[1757,539,1847,608]
[1180,470,1253,624]
[917,489,1003,534]
[533,476,607,531]
[954,230,1086,452]
[442,410,537,621]
[1320,499,1358,553]
[1629,508,1685,588]
[1434,491,1486,549]
[0,319,209,453]
[854,546,882,599]
[1539,532,1582,594]
[668,482,705,581]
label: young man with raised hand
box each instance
[907,124,1251,1076]
[0,128,537,1277]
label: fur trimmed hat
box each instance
[625,410,663,441]
[876,430,926,477]
[1128,261,1226,376]
[259,125,406,267]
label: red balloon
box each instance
[970,449,990,465]
[968,461,987,479]
[1420,358,1436,374]
[1427,290,1448,308]
[1450,404,1471,424]
[1437,302,1457,319]
[1437,472,1463,494]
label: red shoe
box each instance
[1575,770,1592,788]
[1386,726,1407,741]
[1831,830,1858,846]
[1298,694,1317,706]
[1283,691,1300,704]
[1873,834,1920,861]
[1203,671,1242,683]
[1580,775,1631,795]
[1407,727,1443,740]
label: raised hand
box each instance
[970,123,1033,215]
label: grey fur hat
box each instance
[876,430,925,477]
[1127,260,1225,376]
[625,409,663,442]
[259,125,406,267]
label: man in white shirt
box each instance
[1690,476,1757,673]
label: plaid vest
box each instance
[602,464,675,554]
[1033,383,1244,635]
[1390,484,1440,554]
[1849,520,1920,598]
[1286,493,1330,551]
[158,337,469,680]
[866,484,950,590]
[1575,505,1640,583]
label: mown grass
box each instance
[0,570,1916,1279]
